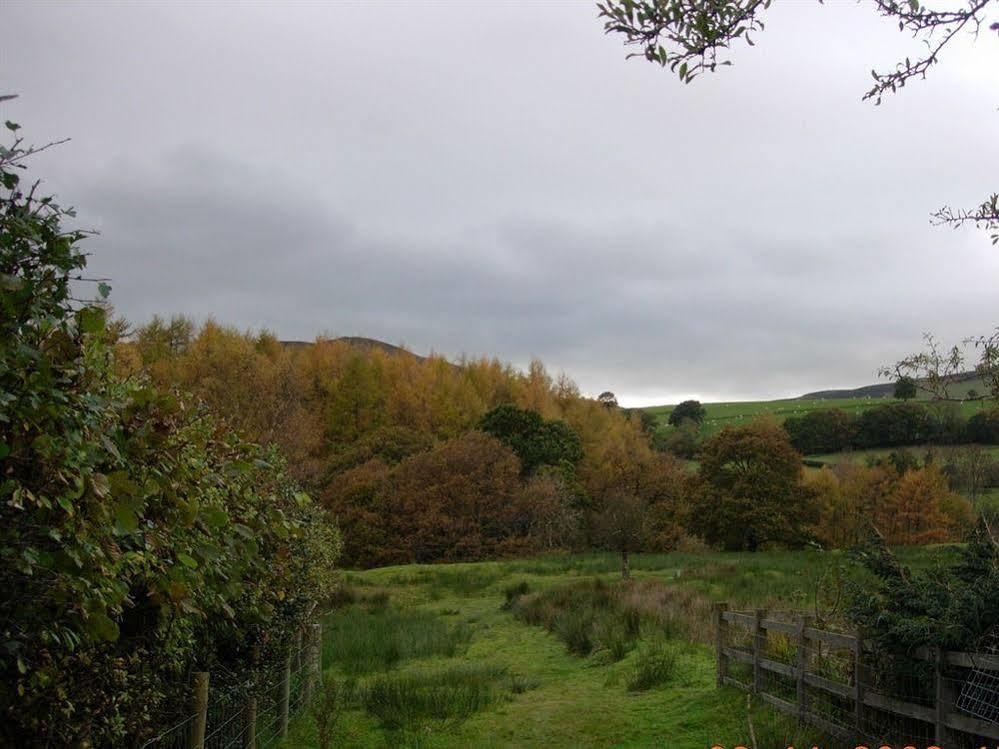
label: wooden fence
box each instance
[714,603,999,747]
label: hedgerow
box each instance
[0,122,339,745]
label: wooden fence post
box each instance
[190,671,209,749]
[244,646,259,749]
[304,623,320,706]
[795,614,811,723]
[312,622,323,687]
[294,627,304,670]
[714,602,729,688]
[279,650,291,738]
[935,646,956,747]
[853,629,864,733]
[752,609,765,695]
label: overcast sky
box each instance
[3,1,997,405]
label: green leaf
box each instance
[56,495,74,515]
[0,441,9,460]
[113,501,138,534]
[4,120,20,131]
[177,553,198,569]
[85,611,120,642]
[201,506,229,529]
[79,306,106,334]
[108,470,140,498]
[98,282,111,299]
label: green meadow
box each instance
[285,548,952,749]
[645,395,993,438]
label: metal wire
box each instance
[141,631,319,749]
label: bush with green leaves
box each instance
[848,525,999,655]
[0,122,339,745]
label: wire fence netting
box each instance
[140,628,319,749]
[720,608,999,748]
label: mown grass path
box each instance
[284,550,951,748]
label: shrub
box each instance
[626,641,679,691]
[855,402,931,448]
[0,127,339,746]
[968,409,999,444]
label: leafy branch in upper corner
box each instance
[597,0,999,243]
[597,0,772,83]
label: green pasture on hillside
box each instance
[645,395,994,437]
[285,548,952,749]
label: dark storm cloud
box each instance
[3,1,997,404]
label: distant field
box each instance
[646,395,994,437]
[809,444,999,467]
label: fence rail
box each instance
[140,622,323,749]
[714,603,999,747]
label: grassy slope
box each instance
[645,396,994,438]
[286,549,951,749]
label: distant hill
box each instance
[281,336,428,361]
[801,371,981,400]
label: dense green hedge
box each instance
[0,123,339,745]
[784,402,999,455]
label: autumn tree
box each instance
[875,465,970,545]
[376,432,528,563]
[691,421,818,551]
[592,488,647,578]
[521,470,583,551]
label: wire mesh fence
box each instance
[140,623,321,749]
[715,604,999,747]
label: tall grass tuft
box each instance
[501,580,531,610]
[553,608,595,655]
[362,664,508,729]
[324,607,472,674]
[626,641,679,691]
[511,577,714,658]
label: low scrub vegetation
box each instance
[512,578,713,654]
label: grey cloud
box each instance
[3,0,997,404]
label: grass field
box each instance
[808,444,999,467]
[285,548,954,748]
[644,395,995,438]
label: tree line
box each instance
[783,401,999,454]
